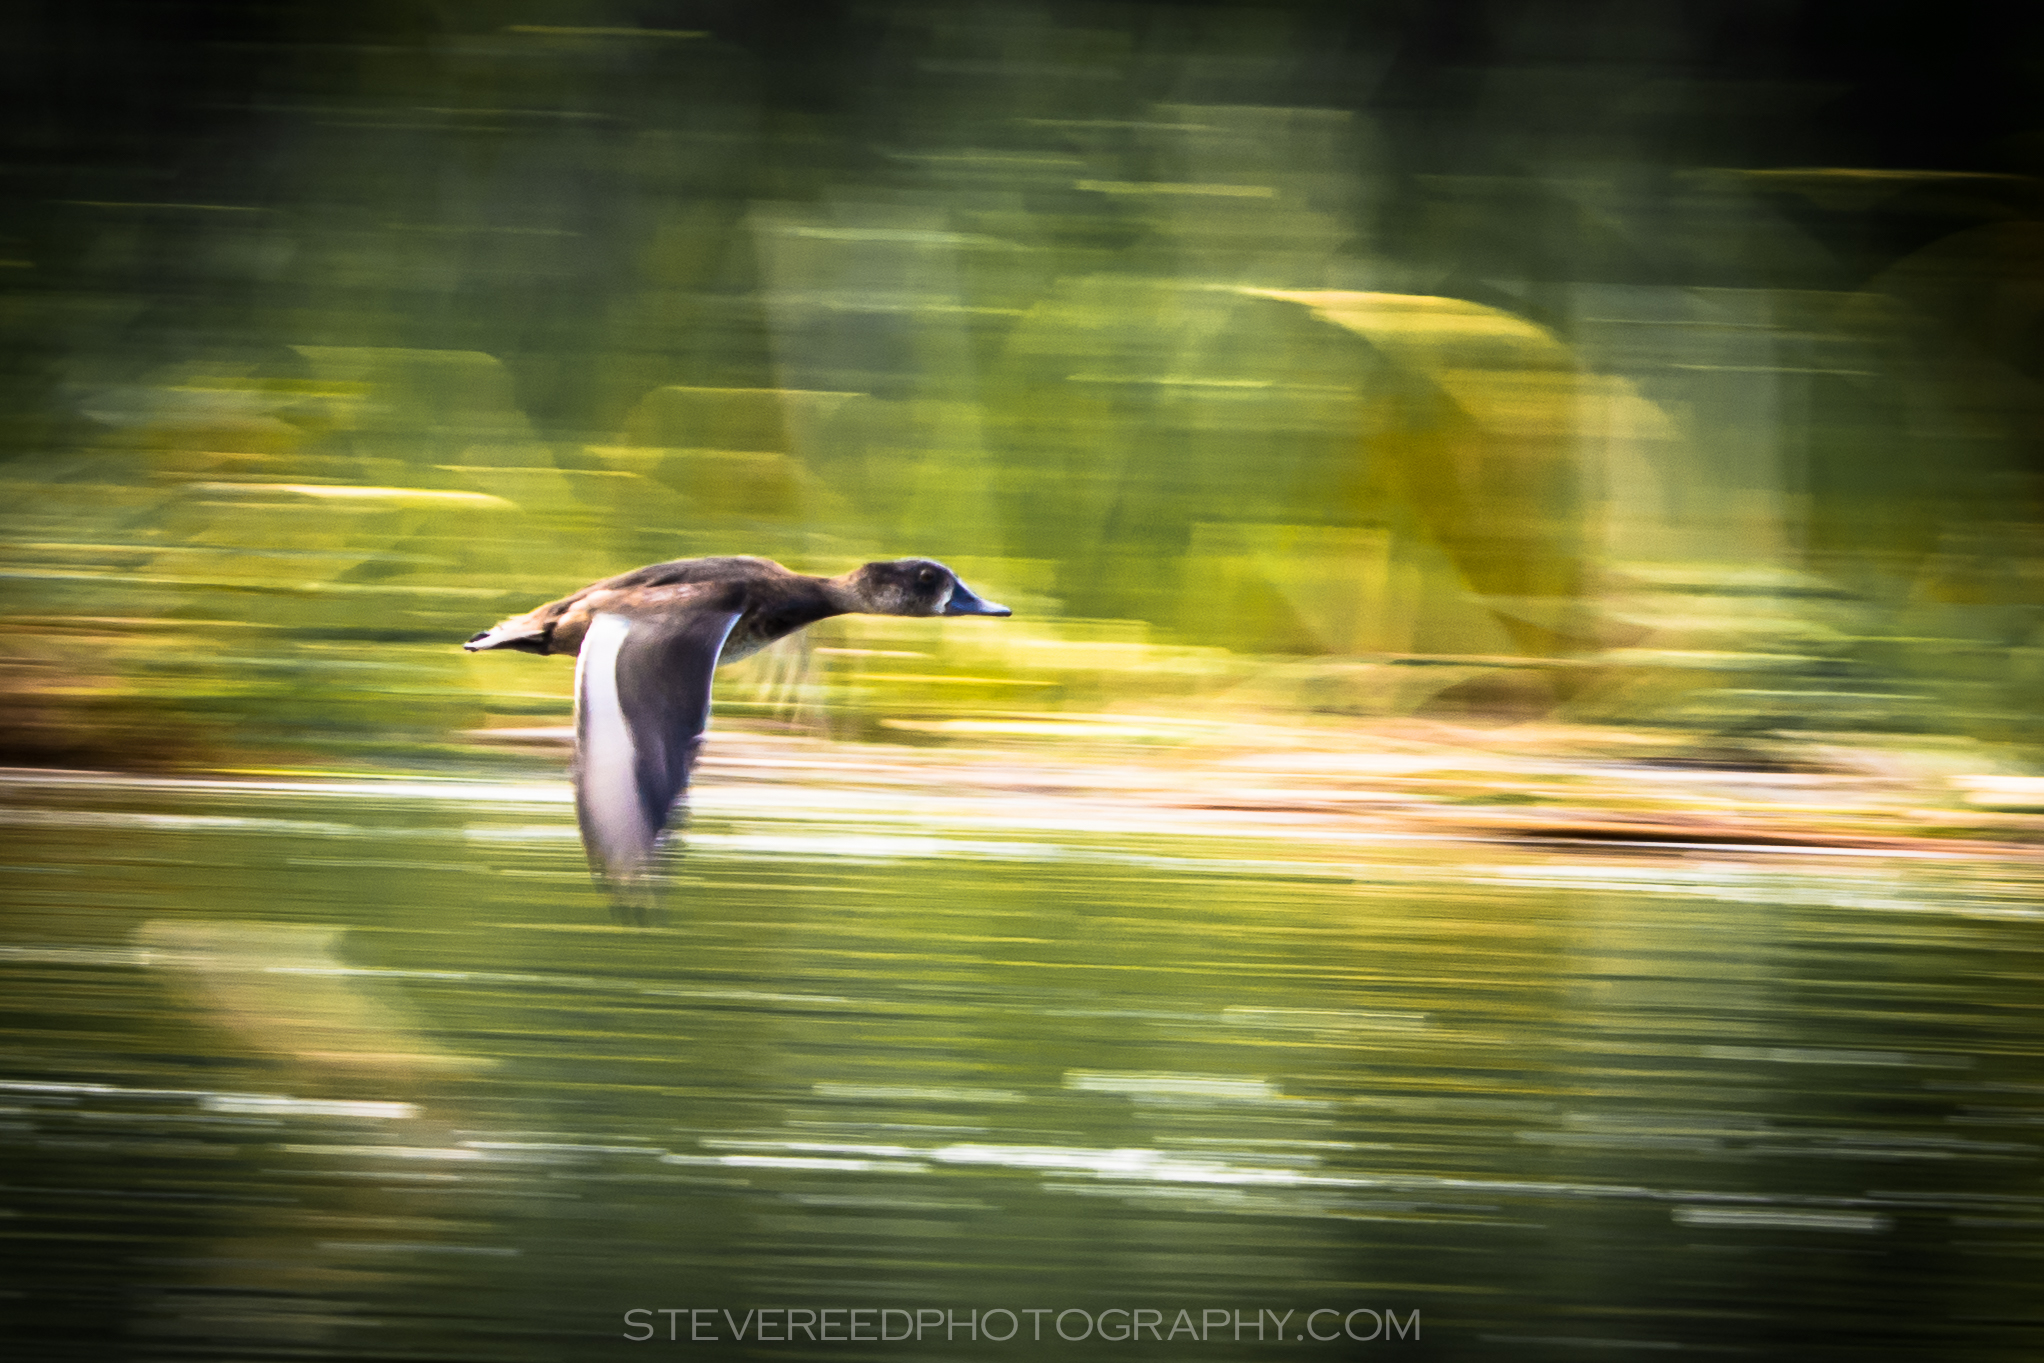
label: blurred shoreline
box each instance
[11,711,2041,865]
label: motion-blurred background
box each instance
[5,1,2040,762]
[4,5,2042,1362]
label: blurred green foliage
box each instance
[2,3,2040,766]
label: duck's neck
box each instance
[819,572,870,615]
[726,576,852,653]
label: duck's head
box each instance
[841,558,1011,618]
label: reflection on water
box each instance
[2,757,2038,1361]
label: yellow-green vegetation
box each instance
[2,8,2039,773]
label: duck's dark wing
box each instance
[573,607,742,883]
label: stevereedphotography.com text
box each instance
[622,1306,1420,1344]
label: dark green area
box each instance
[1,778,2040,1361]
[2,2,2041,765]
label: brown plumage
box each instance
[462,556,1010,894]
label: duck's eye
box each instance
[918,568,939,585]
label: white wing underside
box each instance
[571,607,742,886]
[573,613,646,875]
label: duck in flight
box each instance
[463,556,1011,891]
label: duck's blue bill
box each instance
[943,582,1011,616]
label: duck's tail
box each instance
[462,615,551,654]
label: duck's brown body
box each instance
[468,556,844,663]
[462,555,1009,899]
